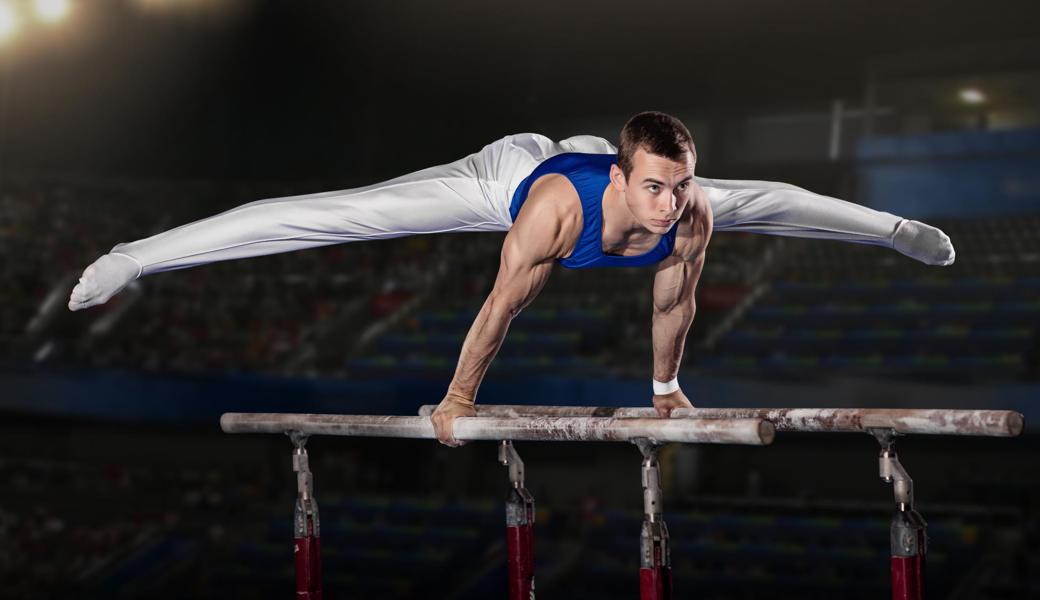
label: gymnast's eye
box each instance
[648,185,660,193]
[678,182,690,191]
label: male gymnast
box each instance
[67,112,955,446]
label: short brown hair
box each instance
[617,111,696,179]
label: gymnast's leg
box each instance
[696,177,955,266]
[68,143,514,311]
[569,134,956,266]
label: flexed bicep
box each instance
[652,253,702,314]
[487,203,562,316]
[486,181,581,316]
[654,194,712,313]
[488,240,553,317]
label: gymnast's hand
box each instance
[431,393,476,447]
[652,389,693,418]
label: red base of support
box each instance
[891,555,924,600]
[639,566,672,600]
[506,524,535,600]
[295,535,323,600]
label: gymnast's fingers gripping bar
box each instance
[219,414,775,445]
[416,406,1024,437]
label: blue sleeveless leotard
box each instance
[509,153,678,269]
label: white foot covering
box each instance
[892,219,956,266]
[67,253,142,311]
[701,178,958,267]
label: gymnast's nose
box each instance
[659,191,678,215]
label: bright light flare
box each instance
[35,0,71,24]
[0,2,20,42]
[959,88,986,105]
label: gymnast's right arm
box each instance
[430,191,573,447]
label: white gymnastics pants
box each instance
[112,133,907,276]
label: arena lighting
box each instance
[34,0,70,24]
[959,88,986,104]
[0,1,19,42]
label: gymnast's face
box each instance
[611,146,696,234]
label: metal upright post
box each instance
[635,440,672,600]
[872,429,927,600]
[500,440,536,600]
[290,432,323,600]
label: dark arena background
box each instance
[2,1,1040,599]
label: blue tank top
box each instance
[509,153,679,269]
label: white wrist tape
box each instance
[652,377,680,395]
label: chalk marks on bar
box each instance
[219,413,775,445]
[415,405,1024,437]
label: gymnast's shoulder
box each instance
[672,185,713,261]
[510,174,583,260]
[517,173,583,232]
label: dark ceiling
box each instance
[0,0,1038,180]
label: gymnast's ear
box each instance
[609,163,628,192]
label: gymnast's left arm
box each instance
[649,210,712,418]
